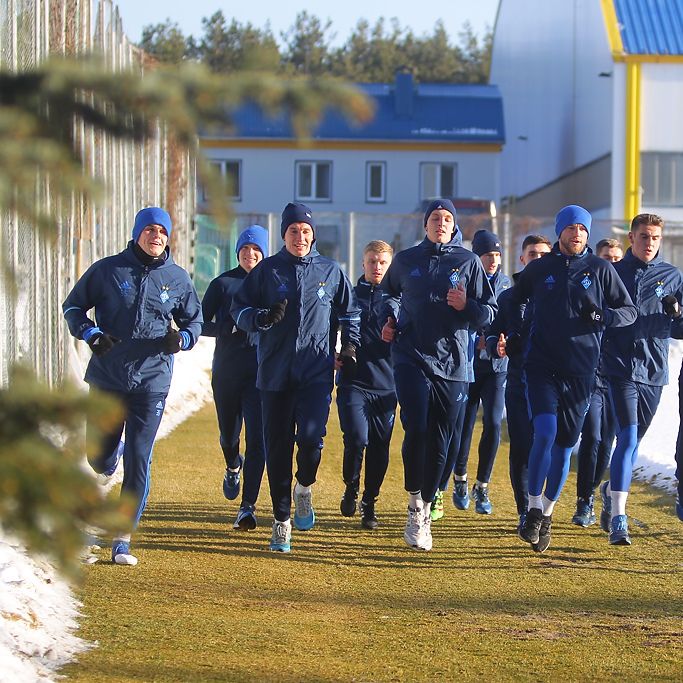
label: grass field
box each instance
[63,401,683,682]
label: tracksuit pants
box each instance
[455,370,507,483]
[505,371,533,515]
[261,382,332,522]
[576,382,616,500]
[608,378,663,493]
[437,388,469,491]
[676,364,683,504]
[394,363,467,505]
[212,362,265,507]
[87,389,167,528]
[336,386,396,503]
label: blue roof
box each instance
[219,79,505,145]
[614,0,683,54]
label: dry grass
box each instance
[63,401,683,682]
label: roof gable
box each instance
[614,0,683,55]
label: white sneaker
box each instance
[404,505,429,550]
[293,485,316,531]
[420,509,433,551]
[111,540,138,566]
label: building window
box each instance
[420,162,457,200]
[200,160,241,202]
[295,161,332,201]
[642,152,683,206]
[366,162,386,203]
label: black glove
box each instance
[258,299,288,327]
[339,342,357,382]
[581,301,605,326]
[87,332,119,357]
[662,295,681,319]
[504,333,523,358]
[162,328,182,354]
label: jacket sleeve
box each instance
[379,259,403,321]
[173,273,203,351]
[486,292,510,358]
[462,260,498,329]
[231,263,270,333]
[602,266,637,328]
[201,278,221,338]
[334,269,362,348]
[62,262,101,340]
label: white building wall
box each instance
[640,63,683,151]
[490,0,613,201]
[201,145,499,215]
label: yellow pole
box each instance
[624,61,641,221]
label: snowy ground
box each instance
[1,338,681,682]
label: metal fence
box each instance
[0,0,196,387]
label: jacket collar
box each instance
[622,246,663,268]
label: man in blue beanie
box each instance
[512,204,636,553]
[202,225,269,531]
[63,206,203,565]
[448,229,511,518]
[380,199,497,551]
[232,202,361,553]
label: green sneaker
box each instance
[431,490,445,521]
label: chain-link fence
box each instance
[0,0,196,387]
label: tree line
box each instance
[139,10,492,83]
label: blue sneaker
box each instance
[111,540,138,566]
[222,455,244,500]
[677,498,683,522]
[269,520,291,552]
[517,512,527,535]
[572,496,596,527]
[599,481,611,532]
[233,504,257,531]
[103,441,124,477]
[452,479,470,510]
[472,484,492,515]
[609,514,631,545]
[293,486,315,531]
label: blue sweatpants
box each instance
[438,388,469,491]
[211,362,265,507]
[576,381,616,499]
[455,370,507,483]
[394,363,467,505]
[608,378,662,493]
[336,386,396,502]
[261,383,332,522]
[87,389,166,528]
[525,371,593,500]
[505,372,533,515]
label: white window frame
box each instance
[419,162,457,201]
[295,160,332,202]
[642,152,683,206]
[366,161,386,203]
[200,159,241,202]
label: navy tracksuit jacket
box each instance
[232,245,361,521]
[336,277,399,502]
[63,242,202,526]
[455,268,511,484]
[202,266,265,507]
[602,248,683,492]
[380,231,497,504]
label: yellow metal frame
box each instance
[624,62,641,221]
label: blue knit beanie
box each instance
[423,199,457,227]
[471,229,502,256]
[132,207,172,242]
[235,224,269,258]
[555,205,592,237]
[280,202,315,238]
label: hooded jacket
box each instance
[512,243,637,377]
[602,248,683,385]
[473,267,512,375]
[232,245,361,392]
[201,266,257,375]
[380,229,497,381]
[337,276,400,394]
[63,241,202,394]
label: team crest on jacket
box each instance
[160,285,170,303]
[449,269,460,287]
[581,274,592,290]
[317,282,327,300]
[655,281,664,298]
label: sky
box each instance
[112,0,500,46]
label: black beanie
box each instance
[280,202,315,238]
[423,198,457,227]
[471,229,502,256]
